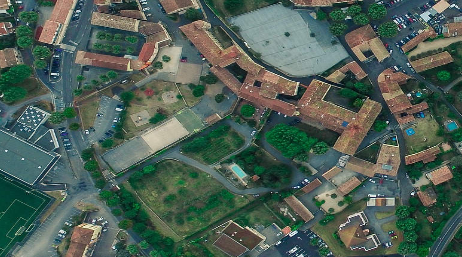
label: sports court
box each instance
[0,176,50,257]
[175,109,204,133]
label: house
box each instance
[405,145,441,165]
[38,0,77,44]
[301,178,322,194]
[378,69,429,125]
[338,212,380,251]
[366,197,396,206]
[159,0,199,14]
[344,157,376,177]
[417,187,437,207]
[427,165,453,185]
[374,144,400,176]
[75,51,132,71]
[66,223,102,257]
[0,0,11,14]
[213,221,265,257]
[323,166,342,180]
[401,28,437,53]
[443,22,462,37]
[410,51,454,73]
[0,22,13,36]
[0,48,23,68]
[289,0,361,7]
[284,195,314,222]
[91,12,140,32]
[326,61,367,83]
[345,25,390,63]
[337,176,362,196]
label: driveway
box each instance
[353,178,399,202]
[363,207,397,245]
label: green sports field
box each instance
[0,176,50,257]
[175,109,204,133]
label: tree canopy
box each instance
[395,206,410,218]
[353,13,370,25]
[34,60,47,69]
[224,0,244,13]
[373,120,388,132]
[316,10,327,20]
[329,9,346,21]
[2,87,26,103]
[312,141,329,155]
[329,23,348,36]
[200,74,218,84]
[19,12,39,23]
[49,112,65,124]
[63,107,76,118]
[437,70,451,81]
[17,36,33,48]
[368,3,387,20]
[347,5,362,16]
[240,104,255,117]
[16,25,33,37]
[378,21,398,38]
[396,218,417,231]
[33,46,51,59]
[184,8,202,21]
[398,241,417,255]
[265,124,318,160]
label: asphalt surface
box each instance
[260,230,323,257]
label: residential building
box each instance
[119,10,146,20]
[66,223,102,257]
[427,165,453,185]
[401,28,437,53]
[289,0,361,7]
[0,48,23,68]
[91,12,140,32]
[338,212,380,251]
[345,25,390,63]
[337,176,362,196]
[159,0,199,14]
[410,51,454,72]
[284,195,314,222]
[443,22,462,37]
[213,221,265,257]
[417,187,437,207]
[301,178,322,194]
[38,0,77,44]
[0,22,13,36]
[75,51,132,71]
[326,61,367,83]
[405,145,441,165]
[0,0,11,14]
[323,166,342,181]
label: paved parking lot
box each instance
[260,230,323,257]
[86,96,123,144]
[353,177,399,201]
[86,212,118,257]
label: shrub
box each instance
[240,104,255,117]
[192,85,205,97]
[215,93,225,103]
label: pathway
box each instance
[408,36,462,57]
[443,76,462,92]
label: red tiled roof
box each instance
[326,61,367,83]
[290,0,358,7]
[345,25,389,62]
[159,0,197,14]
[75,51,130,71]
[120,10,146,20]
[50,0,74,24]
[284,195,314,222]
[428,165,453,185]
[281,226,291,235]
[0,22,12,36]
[138,43,156,62]
[222,221,264,250]
[374,144,400,176]
[337,176,361,196]
[417,187,437,207]
[410,51,454,72]
[0,48,21,68]
[38,20,60,44]
[213,234,247,257]
[301,178,322,194]
[405,145,441,165]
[345,157,376,177]
[65,227,94,257]
[239,85,297,116]
[91,12,139,32]
[402,28,437,53]
[323,166,342,180]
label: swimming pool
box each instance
[406,128,415,136]
[230,164,247,178]
[447,121,458,132]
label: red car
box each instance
[180,57,188,63]
[384,43,389,48]
[18,5,24,9]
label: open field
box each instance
[78,98,99,129]
[183,125,245,164]
[0,176,50,257]
[234,202,285,228]
[380,220,403,254]
[129,160,251,237]
[403,115,444,154]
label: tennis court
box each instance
[0,176,50,257]
[175,109,204,133]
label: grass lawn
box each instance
[234,202,285,228]
[375,211,395,220]
[295,122,340,147]
[13,78,49,105]
[205,0,274,18]
[183,126,245,164]
[415,211,433,241]
[212,26,233,48]
[403,115,444,154]
[78,97,99,129]
[177,84,201,107]
[380,220,403,254]
[355,142,380,163]
[128,160,251,238]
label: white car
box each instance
[84,129,89,135]
[142,7,150,11]
[141,2,147,4]
[146,13,152,17]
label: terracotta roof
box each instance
[338,221,369,248]
[427,165,453,185]
[333,99,382,155]
[159,0,197,14]
[289,0,358,7]
[75,51,131,71]
[432,0,450,13]
[239,84,297,116]
[0,22,12,36]
[417,187,437,207]
[410,51,454,73]
[139,21,164,36]
[323,166,342,180]
[284,195,314,222]
[119,10,146,20]
[401,28,437,53]
[93,0,109,5]
[345,25,389,62]
[0,48,21,68]
[405,145,441,165]
[374,144,400,176]
[38,20,60,44]
[444,22,462,37]
[337,176,361,196]
[378,68,411,84]
[38,0,75,44]
[326,61,367,83]
[205,113,221,125]
[91,12,139,32]
[0,0,10,10]
[301,178,322,194]
[213,234,247,257]
[222,221,265,250]
[66,227,94,257]
[345,157,376,177]
[281,226,291,235]
[49,0,75,24]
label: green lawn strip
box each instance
[375,211,395,220]
[380,220,402,254]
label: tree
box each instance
[101,139,114,148]
[2,87,26,103]
[354,82,372,94]
[91,80,100,87]
[215,93,225,103]
[182,136,209,152]
[17,36,33,48]
[153,61,163,69]
[339,88,358,99]
[19,11,39,23]
[437,70,451,81]
[416,246,429,257]
[329,9,346,21]
[69,123,80,130]
[16,25,33,37]
[395,206,411,218]
[200,74,218,84]
[353,98,364,108]
[347,5,362,16]
[120,91,134,103]
[451,156,462,167]
[49,112,65,124]
[111,208,122,216]
[284,32,290,37]
[240,104,255,117]
[33,60,46,69]
[76,75,85,82]
[368,3,387,20]
[396,218,417,231]
[114,33,123,41]
[126,46,135,54]
[125,36,138,44]
[81,148,94,161]
[265,124,318,159]
[374,120,388,132]
[107,70,118,79]
[139,240,149,250]
[162,55,171,63]
[149,113,166,124]
[184,8,202,21]
[353,13,370,25]
[398,241,417,255]
[6,65,32,85]
[329,23,347,36]
[63,107,76,118]
[118,219,133,229]
[33,46,52,59]
[126,244,139,254]
[99,190,113,200]
[444,252,460,257]
[224,0,244,13]
[316,10,327,20]
[84,160,98,172]
[99,74,109,83]
[312,141,329,154]
[404,231,418,242]
[192,85,205,97]
[378,21,398,38]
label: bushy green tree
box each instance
[329,9,346,21]
[33,60,46,69]
[404,231,418,242]
[107,70,118,79]
[16,25,33,37]
[215,93,225,103]
[353,98,364,108]
[224,0,244,13]
[378,21,398,38]
[353,13,370,25]
[84,160,98,171]
[347,5,362,16]
[184,8,202,21]
[33,46,52,59]
[316,10,327,20]
[368,3,387,20]
[329,23,348,36]
[395,205,410,218]
[101,139,114,148]
[192,85,205,97]
[149,113,166,124]
[76,75,85,82]
[339,88,358,99]
[265,124,318,159]
[396,218,416,231]
[153,61,163,69]
[398,242,417,255]
[125,36,138,44]
[16,36,33,48]
[63,107,76,118]
[19,11,39,23]
[162,55,171,62]
[118,219,133,229]
[373,120,388,132]
[200,74,218,84]
[81,148,94,161]
[240,104,255,117]
[312,141,329,154]
[437,70,451,81]
[49,112,65,124]
[69,123,80,130]
[2,87,26,103]
[120,91,134,103]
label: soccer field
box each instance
[0,176,50,257]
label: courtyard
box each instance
[403,114,444,154]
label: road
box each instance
[429,205,462,257]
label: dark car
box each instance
[60,132,68,136]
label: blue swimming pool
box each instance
[231,164,247,178]
[447,121,458,132]
[406,128,415,136]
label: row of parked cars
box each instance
[392,13,417,31]
[50,49,61,79]
[71,0,85,21]
[383,0,407,8]
[58,127,72,151]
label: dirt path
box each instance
[408,37,462,57]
